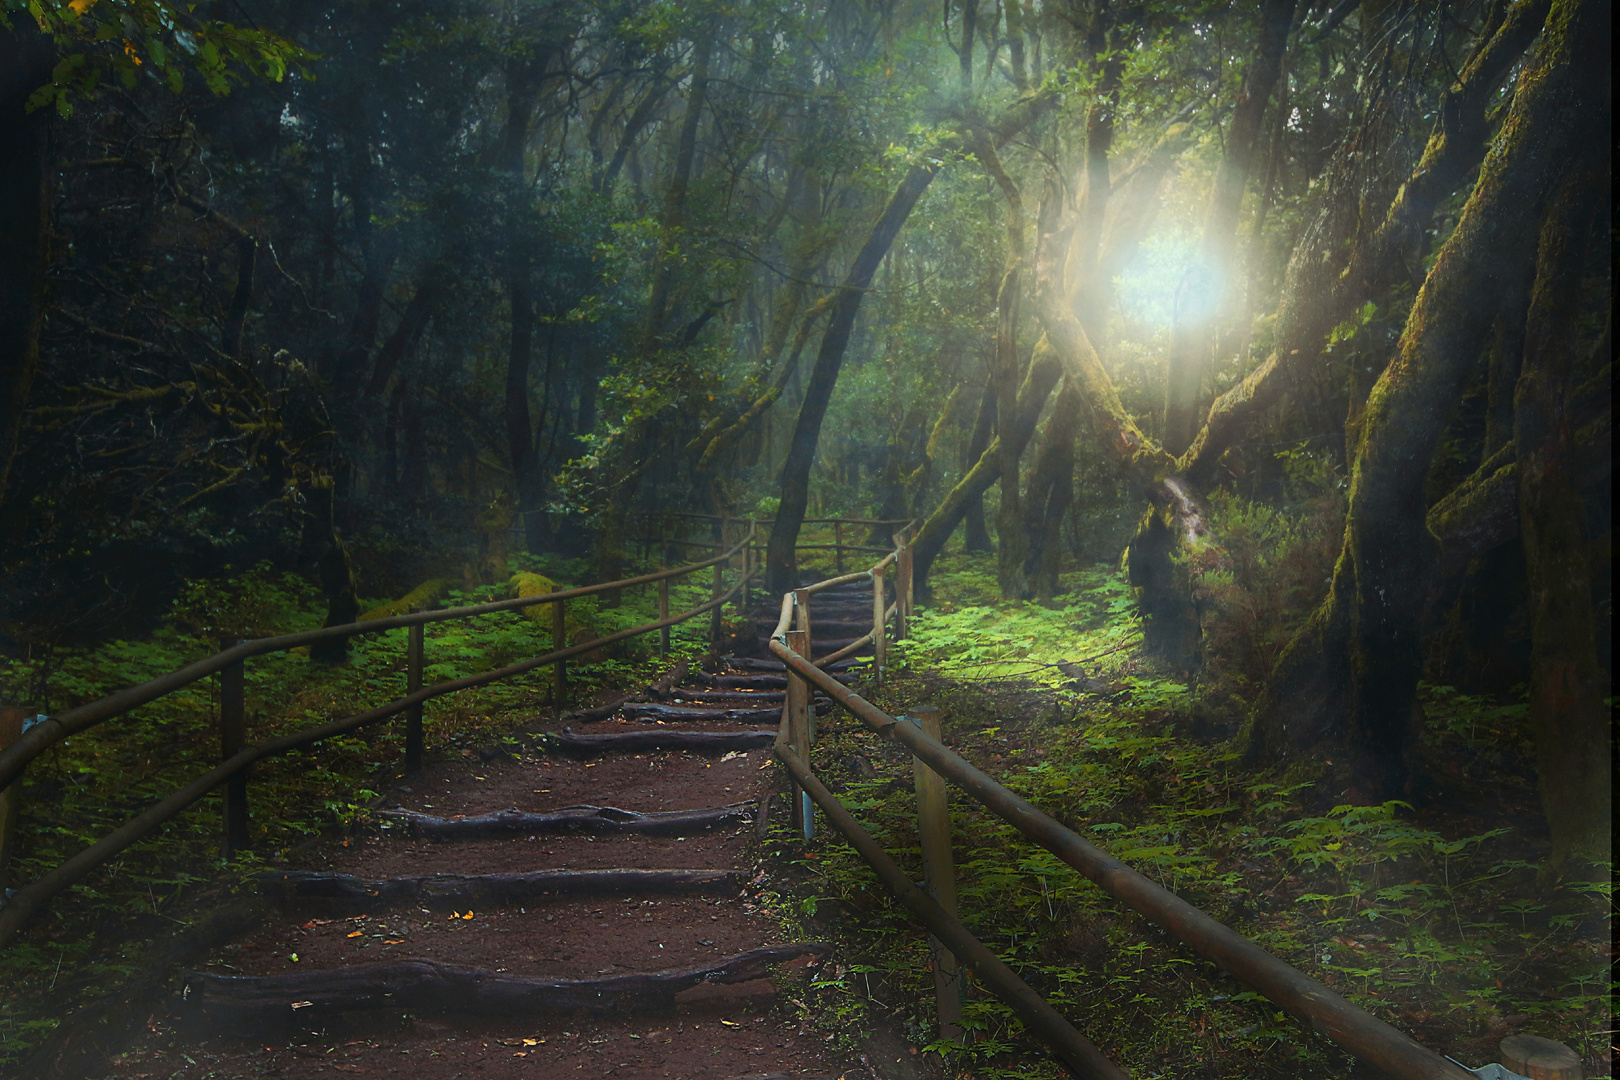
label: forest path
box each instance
[99,584,889,1080]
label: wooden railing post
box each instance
[792,588,813,739]
[658,575,670,657]
[893,533,914,641]
[785,626,812,841]
[0,710,25,885]
[405,611,424,772]
[871,565,887,687]
[834,520,844,573]
[552,598,567,694]
[909,703,963,1043]
[219,639,250,855]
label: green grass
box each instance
[0,556,738,1069]
[759,551,1614,1079]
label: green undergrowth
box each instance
[0,557,737,1070]
[760,551,1613,1080]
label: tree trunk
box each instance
[1513,140,1610,865]
[0,22,53,506]
[1019,379,1081,600]
[962,379,996,550]
[765,89,1060,594]
[910,345,1063,598]
[1163,0,1295,457]
[767,162,942,592]
[1180,0,1554,486]
[499,49,548,557]
[1249,0,1603,797]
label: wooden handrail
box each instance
[762,589,1474,1080]
[0,531,754,795]
[775,742,1130,1080]
[0,569,754,943]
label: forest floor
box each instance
[0,550,1611,1079]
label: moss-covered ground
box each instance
[756,551,1613,1079]
[0,546,1610,1078]
[0,553,741,1071]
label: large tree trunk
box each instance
[1162,0,1295,457]
[1180,0,1554,486]
[980,140,1028,599]
[1019,379,1081,600]
[766,163,942,593]
[961,380,997,551]
[1513,141,1610,865]
[1248,0,1603,798]
[0,22,53,506]
[766,90,1059,594]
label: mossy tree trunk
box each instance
[1180,0,1554,487]
[1513,139,1610,865]
[909,346,1062,599]
[1249,0,1604,797]
[961,381,996,551]
[1018,379,1080,600]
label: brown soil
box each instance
[94,658,876,1080]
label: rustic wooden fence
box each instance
[0,526,761,943]
[766,540,1476,1080]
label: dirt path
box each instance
[92,586,888,1080]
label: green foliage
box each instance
[759,570,1612,1077]
[4,0,308,115]
[0,557,723,1070]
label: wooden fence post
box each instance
[871,566,887,687]
[658,575,670,657]
[792,588,814,739]
[406,611,424,772]
[553,598,568,695]
[219,639,250,855]
[785,626,812,841]
[910,704,963,1043]
[892,533,914,641]
[0,710,25,885]
[834,520,844,573]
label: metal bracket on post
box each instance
[907,705,963,1043]
[406,609,424,772]
[784,626,812,842]
[219,638,250,855]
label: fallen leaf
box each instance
[463,910,474,920]
[384,939,404,945]
[347,931,363,938]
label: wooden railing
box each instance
[0,526,760,943]
[636,514,912,573]
[765,544,1475,1080]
